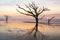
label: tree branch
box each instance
[25,4,31,11]
[17,4,35,17]
[25,4,35,16]
[29,2,38,13]
[49,16,55,21]
[17,4,29,12]
[38,6,45,15]
[16,9,34,16]
[38,8,41,13]
[38,10,44,15]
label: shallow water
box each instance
[0,21,60,40]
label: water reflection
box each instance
[0,21,60,40]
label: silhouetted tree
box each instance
[24,15,45,23]
[17,2,49,40]
[4,15,8,23]
[48,16,55,25]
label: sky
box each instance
[0,0,60,16]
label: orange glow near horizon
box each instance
[0,10,60,16]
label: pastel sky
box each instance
[0,0,60,16]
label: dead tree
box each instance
[4,15,8,23]
[48,16,55,25]
[16,2,49,40]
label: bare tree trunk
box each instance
[35,16,38,32]
[34,16,38,37]
[48,20,50,25]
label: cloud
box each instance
[46,0,60,4]
[0,0,17,5]
[0,0,60,6]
